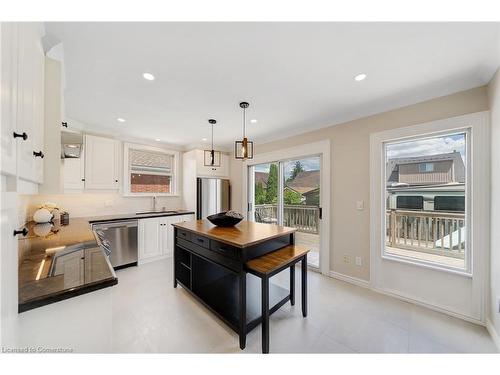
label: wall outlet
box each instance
[355,256,362,266]
[356,200,364,210]
[343,255,351,264]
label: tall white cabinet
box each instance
[0,22,46,189]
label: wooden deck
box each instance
[295,232,319,268]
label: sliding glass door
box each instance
[248,156,321,268]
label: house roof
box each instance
[255,172,269,187]
[387,151,465,183]
[286,170,320,195]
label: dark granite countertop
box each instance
[18,210,194,312]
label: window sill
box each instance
[381,252,472,278]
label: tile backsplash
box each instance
[20,192,183,222]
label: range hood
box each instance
[61,130,83,159]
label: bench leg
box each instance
[290,265,295,306]
[262,276,270,354]
[301,256,307,318]
[239,271,247,350]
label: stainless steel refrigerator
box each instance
[196,178,230,219]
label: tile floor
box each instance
[110,258,496,353]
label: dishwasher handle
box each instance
[92,220,138,230]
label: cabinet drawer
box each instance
[191,234,210,249]
[210,240,236,259]
[176,228,191,241]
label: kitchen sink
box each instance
[135,210,179,215]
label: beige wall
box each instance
[230,86,489,281]
[488,69,500,342]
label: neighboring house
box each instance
[386,151,465,187]
[386,152,466,212]
[286,170,320,205]
[254,171,269,188]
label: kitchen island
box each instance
[172,219,296,349]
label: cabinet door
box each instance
[32,27,45,184]
[84,134,120,189]
[16,23,36,182]
[159,217,173,257]
[63,156,85,190]
[195,149,229,178]
[0,23,18,176]
[138,218,162,261]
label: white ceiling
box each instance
[45,22,500,150]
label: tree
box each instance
[254,182,266,205]
[265,164,278,204]
[284,188,302,205]
[288,161,304,182]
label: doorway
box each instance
[248,156,322,268]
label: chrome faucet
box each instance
[152,196,157,211]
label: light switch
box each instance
[356,200,364,210]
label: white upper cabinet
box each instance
[17,23,45,184]
[1,23,19,176]
[186,149,229,178]
[0,22,45,186]
[84,134,120,189]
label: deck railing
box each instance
[386,209,466,258]
[254,204,320,234]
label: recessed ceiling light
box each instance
[354,73,367,82]
[155,138,161,142]
[143,72,155,81]
[202,138,208,142]
[250,119,258,124]
[117,118,126,123]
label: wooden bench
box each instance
[246,245,310,353]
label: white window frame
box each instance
[122,142,180,197]
[370,111,489,278]
[383,129,470,273]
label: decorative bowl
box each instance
[207,212,243,227]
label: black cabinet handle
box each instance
[13,228,28,237]
[115,179,118,182]
[33,151,44,158]
[81,178,85,182]
[13,132,28,140]
[62,122,68,128]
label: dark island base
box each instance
[176,273,290,333]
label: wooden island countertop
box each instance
[172,219,296,248]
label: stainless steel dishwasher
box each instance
[92,220,138,269]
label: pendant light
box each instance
[204,119,221,167]
[235,101,254,160]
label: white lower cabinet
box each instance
[138,214,195,264]
[138,217,162,263]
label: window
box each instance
[123,143,179,196]
[396,196,423,210]
[385,132,468,271]
[419,162,434,172]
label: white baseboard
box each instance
[328,270,484,326]
[486,319,500,352]
[329,271,370,288]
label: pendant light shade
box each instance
[235,102,254,160]
[204,119,221,167]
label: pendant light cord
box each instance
[243,106,246,138]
